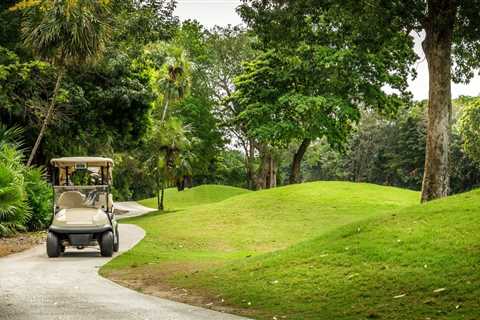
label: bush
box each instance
[24,167,52,231]
[0,152,29,236]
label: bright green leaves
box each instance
[459,99,480,164]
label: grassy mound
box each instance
[102,182,423,318]
[138,184,250,210]
[178,189,480,319]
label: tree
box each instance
[235,3,415,185]
[459,99,480,164]
[13,0,111,166]
[145,118,190,210]
[233,49,365,184]
[239,0,480,202]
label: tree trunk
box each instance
[159,183,165,210]
[27,68,65,166]
[421,1,457,202]
[161,94,170,123]
[269,156,277,188]
[256,146,269,190]
[289,139,311,184]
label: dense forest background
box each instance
[1,0,480,211]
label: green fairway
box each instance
[138,184,250,210]
[102,182,427,318]
[175,189,480,319]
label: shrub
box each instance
[0,155,29,236]
[24,167,52,231]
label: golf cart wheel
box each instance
[100,231,114,257]
[46,232,61,258]
[113,226,120,252]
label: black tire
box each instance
[100,231,114,257]
[46,232,61,258]
[113,226,119,252]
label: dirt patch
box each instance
[105,262,258,318]
[0,232,46,257]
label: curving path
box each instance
[0,203,248,320]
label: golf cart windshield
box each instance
[54,185,109,210]
[50,157,115,211]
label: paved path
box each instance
[114,201,157,219]
[0,203,248,320]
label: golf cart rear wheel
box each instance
[47,232,61,258]
[100,231,114,257]
[113,226,119,252]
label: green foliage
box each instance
[19,0,111,65]
[0,159,28,236]
[215,150,249,188]
[111,0,178,47]
[459,99,480,163]
[24,167,52,231]
[0,126,29,235]
[233,49,361,150]
[0,125,53,235]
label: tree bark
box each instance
[421,1,457,202]
[289,139,311,184]
[27,68,65,166]
[255,146,269,190]
[159,183,165,210]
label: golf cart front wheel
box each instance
[47,232,61,258]
[100,231,114,257]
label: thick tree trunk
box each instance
[289,139,311,184]
[421,1,457,202]
[27,69,64,166]
[255,146,269,190]
[268,156,277,188]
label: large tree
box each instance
[13,0,111,166]
[238,1,416,185]
[239,0,480,202]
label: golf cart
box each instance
[47,157,119,258]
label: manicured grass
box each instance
[138,184,250,210]
[178,189,480,319]
[102,182,426,318]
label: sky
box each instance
[175,0,480,101]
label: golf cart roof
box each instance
[50,157,114,167]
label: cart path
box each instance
[114,201,157,219]
[0,203,248,320]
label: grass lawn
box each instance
[138,184,250,210]
[101,181,435,318]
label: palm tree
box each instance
[145,118,191,210]
[156,45,192,122]
[12,0,111,166]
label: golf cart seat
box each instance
[57,191,85,209]
[95,193,114,211]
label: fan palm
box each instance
[145,118,191,210]
[156,45,192,122]
[12,0,111,165]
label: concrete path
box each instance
[114,201,157,219]
[0,203,248,320]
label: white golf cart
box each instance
[47,157,119,258]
